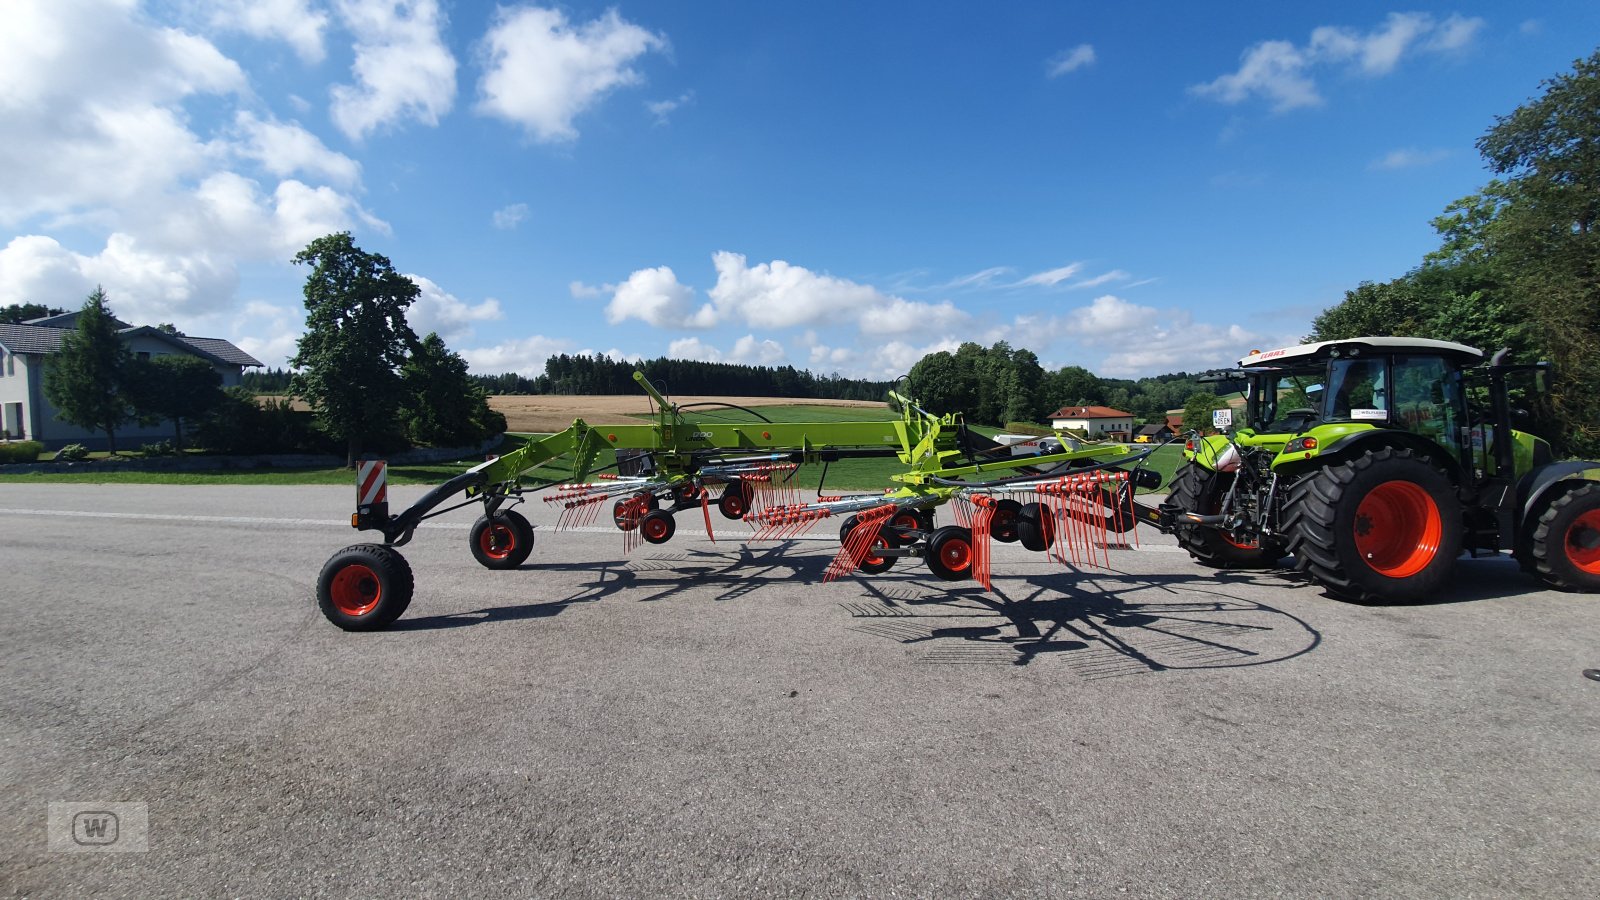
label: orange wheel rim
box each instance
[329,563,381,616]
[1566,509,1600,574]
[479,524,516,560]
[940,537,972,572]
[864,536,890,565]
[1353,480,1442,578]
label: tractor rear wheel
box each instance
[317,543,414,631]
[926,526,975,581]
[1282,447,1461,603]
[1170,462,1285,569]
[1529,482,1600,592]
[470,510,534,569]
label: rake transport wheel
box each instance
[991,499,1023,543]
[886,510,930,547]
[613,491,657,531]
[926,525,975,581]
[1282,447,1462,603]
[1529,482,1600,592]
[1170,462,1285,569]
[470,510,534,569]
[1017,502,1055,552]
[718,478,753,520]
[857,535,897,575]
[640,510,676,545]
[317,544,414,631]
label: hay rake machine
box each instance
[315,372,1170,630]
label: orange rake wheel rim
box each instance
[940,537,972,572]
[1353,480,1442,578]
[864,536,890,566]
[479,523,516,560]
[644,516,671,541]
[723,492,747,517]
[329,563,382,617]
[1565,508,1600,574]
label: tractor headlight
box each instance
[1284,436,1318,454]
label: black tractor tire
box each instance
[1169,462,1286,569]
[470,510,534,569]
[991,498,1022,543]
[926,525,975,581]
[1017,502,1055,552]
[1529,482,1600,592]
[1282,447,1462,603]
[718,478,752,519]
[317,543,414,631]
[640,510,676,545]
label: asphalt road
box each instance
[1,483,1597,898]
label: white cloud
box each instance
[648,91,694,125]
[605,265,713,328]
[1095,316,1268,377]
[476,6,666,143]
[329,0,457,140]
[206,0,331,63]
[492,202,529,230]
[941,266,1013,289]
[461,334,575,375]
[703,252,970,334]
[1369,147,1450,170]
[0,1,379,326]
[1047,44,1096,77]
[1193,13,1484,113]
[666,336,720,362]
[405,274,503,343]
[1017,263,1083,288]
[1067,294,1159,336]
[1069,269,1130,289]
[232,112,361,187]
[230,300,303,368]
[728,335,786,366]
[806,337,960,380]
[569,280,604,299]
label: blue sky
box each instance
[2,2,1596,380]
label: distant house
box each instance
[0,312,261,449]
[1133,423,1174,443]
[1048,405,1135,441]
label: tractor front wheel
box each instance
[1283,447,1461,603]
[1529,482,1600,592]
[317,544,414,631]
[1170,462,1285,569]
[470,510,534,569]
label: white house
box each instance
[0,312,261,449]
[1048,405,1135,441]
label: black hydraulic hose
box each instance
[928,434,1185,490]
[675,401,774,424]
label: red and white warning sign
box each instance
[358,459,388,506]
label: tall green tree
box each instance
[402,332,506,446]
[1181,391,1223,434]
[43,288,132,451]
[126,354,225,450]
[289,233,419,466]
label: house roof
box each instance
[0,321,261,368]
[1136,423,1173,435]
[1049,405,1133,419]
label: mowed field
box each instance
[489,394,888,433]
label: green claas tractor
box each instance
[1169,336,1600,602]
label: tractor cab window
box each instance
[1250,365,1323,431]
[1324,357,1388,421]
[1391,355,1458,446]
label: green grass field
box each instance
[0,408,1187,492]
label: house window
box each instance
[3,352,11,376]
[137,351,151,362]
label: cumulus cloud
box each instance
[329,0,457,140]
[0,0,379,327]
[230,300,304,368]
[1095,316,1269,377]
[1066,295,1160,336]
[1192,12,1483,113]
[1047,44,1096,77]
[665,335,785,366]
[405,274,503,344]
[704,252,968,334]
[648,91,694,125]
[476,6,666,142]
[460,334,575,376]
[492,202,529,230]
[206,0,331,63]
[605,265,714,328]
